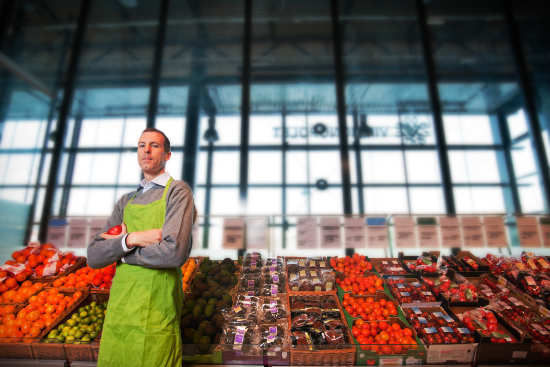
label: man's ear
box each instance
[165,151,171,161]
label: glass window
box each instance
[444,115,495,145]
[362,152,405,183]
[508,110,528,139]
[248,188,282,215]
[155,117,186,147]
[212,152,239,184]
[449,151,501,183]
[364,188,408,214]
[454,187,506,214]
[409,188,445,214]
[78,119,124,147]
[518,176,545,213]
[405,151,441,183]
[210,189,240,216]
[73,153,119,185]
[249,152,281,184]
[250,114,281,145]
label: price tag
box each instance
[540,217,550,248]
[344,217,365,248]
[47,218,67,248]
[458,328,471,335]
[394,217,417,248]
[320,217,341,248]
[67,218,87,248]
[246,217,268,249]
[440,326,454,333]
[484,216,508,248]
[366,217,389,248]
[516,216,542,248]
[418,317,428,324]
[424,327,437,334]
[417,217,439,248]
[297,217,319,249]
[223,218,245,249]
[440,216,462,248]
[461,216,484,247]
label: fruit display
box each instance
[1,243,80,287]
[336,273,383,295]
[45,300,106,344]
[458,308,517,343]
[373,259,408,276]
[423,272,479,304]
[0,281,46,304]
[351,319,417,354]
[403,306,475,344]
[341,294,398,321]
[52,264,116,290]
[181,257,237,353]
[386,277,437,304]
[181,258,197,292]
[330,254,373,276]
[287,257,335,292]
[402,254,439,275]
[0,289,83,342]
[289,294,350,349]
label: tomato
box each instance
[106,225,123,235]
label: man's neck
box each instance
[143,170,165,182]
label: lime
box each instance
[65,336,75,344]
[79,311,88,318]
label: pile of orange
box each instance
[52,264,115,290]
[352,319,417,354]
[0,243,79,294]
[337,274,384,295]
[0,281,46,304]
[181,258,196,292]
[342,293,398,320]
[330,254,373,275]
[0,288,82,342]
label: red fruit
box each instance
[106,225,122,235]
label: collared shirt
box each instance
[121,172,171,254]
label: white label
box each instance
[440,217,462,248]
[297,217,319,249]
[517,216,542,248]
[246,217,268,249]
[88,217,108,244]
[462,216,484,247]
[484,216,508,248]
[367,218,389,248]
[67,218,88,248]
[418,221,439,248]
[394,217,417,248]
[344,217,366,248]
[223,218,245,249]
[320,217,341,248]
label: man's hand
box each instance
[126,229,162,248]
[100,223,128,240]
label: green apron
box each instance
[98,178,183,367]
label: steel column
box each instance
[39,0,91,242]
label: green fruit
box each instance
[80,311,88,318]
[90,331,98,339]
[90,301,97,308]
[81,335,91,343]
[65,336,75,344]
[75,330,84,339]
[67,319,76,327]
[48,330,58,338]
[56,336,65,343]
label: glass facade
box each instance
[0,0,549,253]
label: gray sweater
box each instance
[86,180,196,269]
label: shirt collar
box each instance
[140,172,171,188]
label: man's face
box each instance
[137,131,171,176]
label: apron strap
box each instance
[161,177,174,201]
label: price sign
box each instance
[246,217,268,249]
[344,217,365,248]
[517,216,541,248]
[297,217,318,249]
[366,217,389,248]
[47,219,67,248]
[540,217,550,248]
[67,218,87,248]
[462,216,484,248]
[394,216,416,248]
[320,217,341,248]
[417,217,439,248]
[222,218,245,249]
[484,216,508,248]
[440,216,462,248]
[88,217,108,244]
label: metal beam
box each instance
[504,0,550,211]
[59,112,83,216]
[352,110,364,214]
[202,116,215,249]
[331,0,353,215]
[39,0,91,242]
[239,0,252,210]
[146,0,170,128]
[416,0,455,214]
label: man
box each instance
[87,127,196,367]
